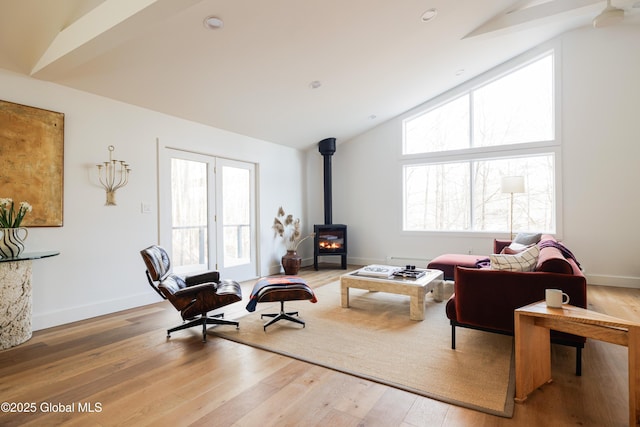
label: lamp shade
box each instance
[501,176,525,194]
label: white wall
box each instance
[315,24,640,288]
[0,69,307,330]
[560,25,640,287]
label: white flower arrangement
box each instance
[0,198,32,228]
[272,206,314,251]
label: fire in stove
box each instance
[319,240,343,250]
[319,241,342,250]
[317,229,345,252]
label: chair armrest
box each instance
[185,271,220,286]
[173,282,217,297]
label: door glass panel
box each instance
[171,158,208,272]
[222,165,251,267]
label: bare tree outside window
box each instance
[171,158,208,269]
[222,166,251,267]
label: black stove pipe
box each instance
[318,137,336,225]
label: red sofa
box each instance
[443,235,587,375]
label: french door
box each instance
[159,147,257,281]
[216,157,257,280]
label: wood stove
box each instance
[314,137,347,270]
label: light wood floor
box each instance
[0,265,638,426]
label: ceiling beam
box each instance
[31,0,202,79]
[464,0,603,38]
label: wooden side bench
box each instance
[515,301,640,426]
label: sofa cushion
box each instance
[489,245,540,272]
[501,242,533,254]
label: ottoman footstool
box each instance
[246,276,317,331]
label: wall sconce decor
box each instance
[96,145,131,206]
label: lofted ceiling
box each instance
[0,0,638,150]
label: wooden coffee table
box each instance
[340,268,444,321]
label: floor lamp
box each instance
[501,176,525,240]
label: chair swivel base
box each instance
[167,313,239,342]
[261,301,305,331]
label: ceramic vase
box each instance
[0,227,28,258]
[281,250,302,275]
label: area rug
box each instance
[212,281,515,417]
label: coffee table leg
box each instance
[409,290,425,321]
[432,280,444,302]
[341,283,350,308]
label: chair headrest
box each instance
[140,245,171,282]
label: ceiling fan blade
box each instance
[593,0,626,27]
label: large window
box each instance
[402,52,558,234]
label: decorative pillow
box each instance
[512,232,542,246]
[501,242,532,254]
[490,245,540,272]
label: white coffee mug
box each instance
[545,288,570,308]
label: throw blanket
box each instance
[539,240,582,269]
[246,276,317,312]
[475,258,491,269]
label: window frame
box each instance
[400,44,563,238]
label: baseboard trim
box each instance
[350,256,438,268]
[32,292,161,331]
[385,256,432,267]
[586,274,640,289]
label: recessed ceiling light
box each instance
[309,80,322,89]
[421,8,438,23]
[455,69,465,76]
[203,16,224,30]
